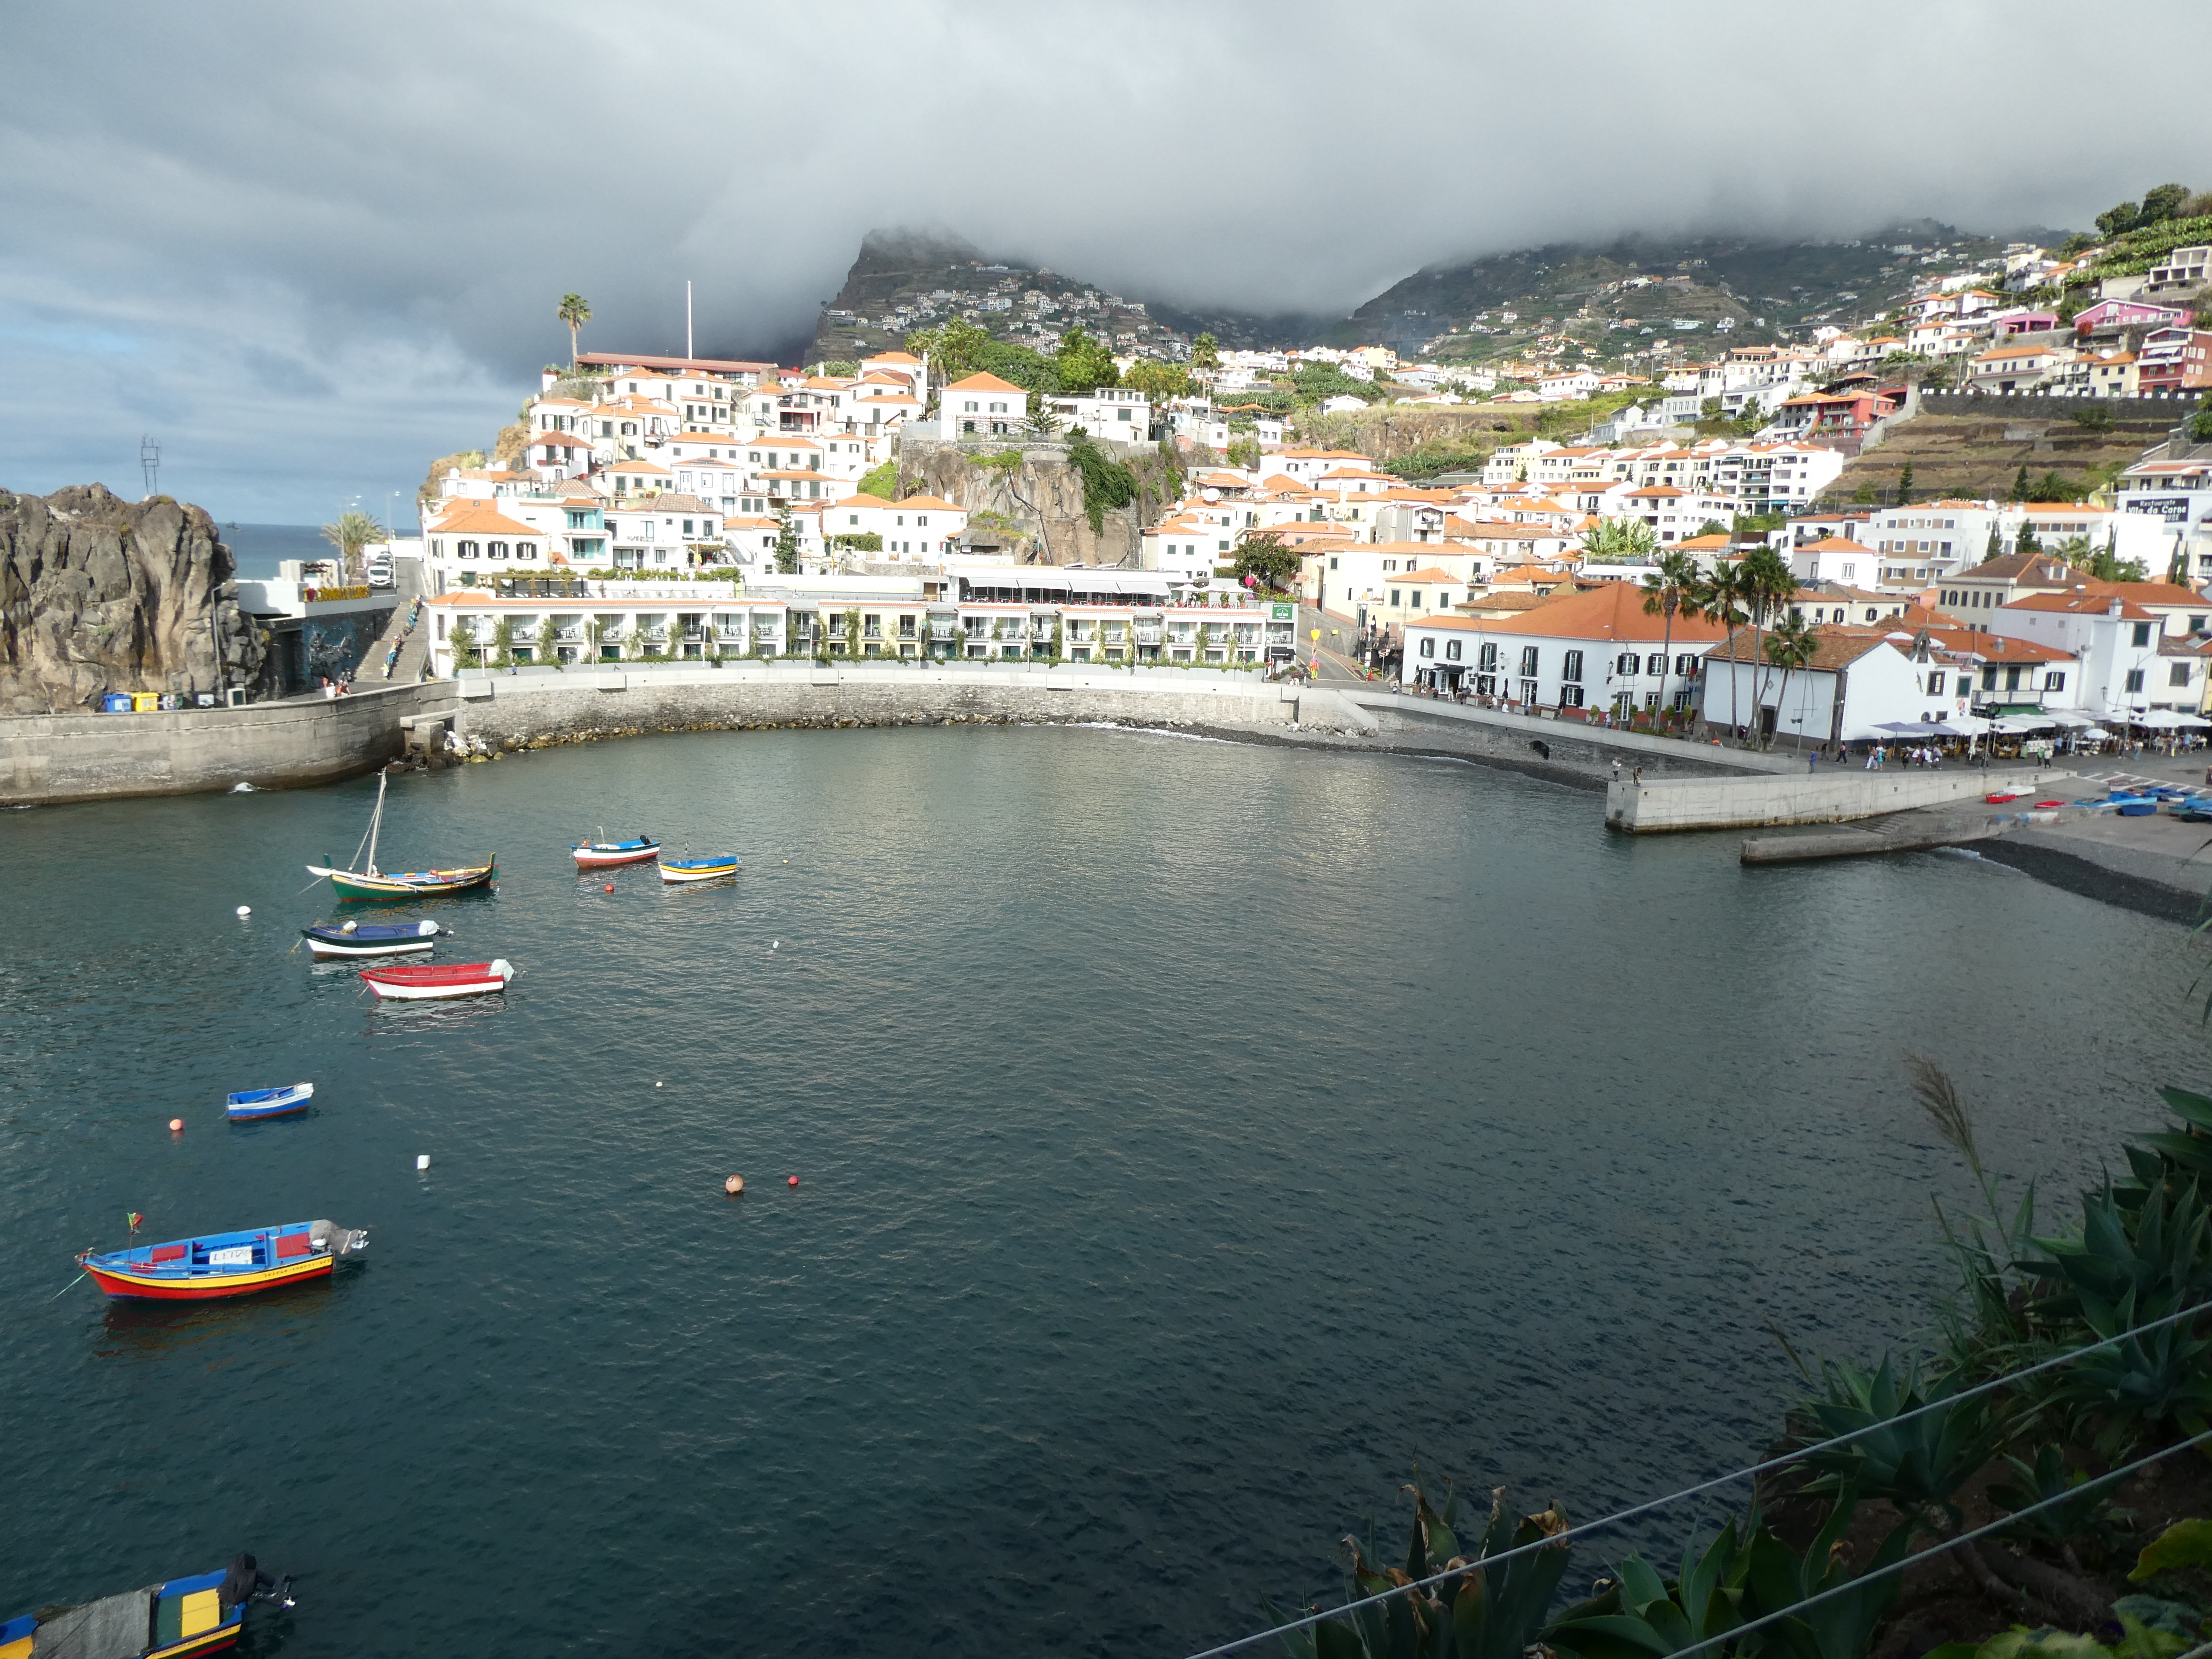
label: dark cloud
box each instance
[3,0,2204,518]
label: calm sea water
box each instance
[1,728,2202,1657]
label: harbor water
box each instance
[1,725,2202,1656]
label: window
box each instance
[1927,671,1947,696]
[487,541,509,561]
[1419,637,1435,658]
[1388,591,1401,607]
[1519,646,1540,677]
[1479,643,1498,672]
[1560,685,1585,708]
[1980,666,1998,690]
[1409,593,1422,608]
[2044,671,2065,692]
[2005,665,2024,691]
[516,543,537,562]
[457,540,478,560]
[2173,663,2194,687]
[1562,649,1584,683]
[2125,668,2146,693]
[1329,556,1339,570]
[2133,623,2154,647]
[1615,651,1638,675]
[2193,617,2209,635]
[1644,652,1665,675]
[1446,640,1462,661]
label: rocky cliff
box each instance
[903,442,1181,566]
[0,484,266,714]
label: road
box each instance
[1296,604,1379,684]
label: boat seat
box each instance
[276,1233,312,1260]
[151,1243,187,1263]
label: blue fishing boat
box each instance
[300,917,444,958]
[573,833,659,868]
[81,1219,368,1301]
[224,1082,313,1121]
[3,1554,292,1659]
[659,853,741,884]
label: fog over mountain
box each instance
[3,0,2205,519]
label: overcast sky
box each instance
[4,0,2205,523]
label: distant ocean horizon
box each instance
[218,521,407,579]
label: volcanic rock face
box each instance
[0,483,266,714]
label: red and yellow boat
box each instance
[80,1219,368,1301]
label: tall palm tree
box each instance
[1736,544,1799,735]
[1761,613,1820,751]
[557,293,592,365]
[1641,548,1700,722]
[1694,560,1750,738]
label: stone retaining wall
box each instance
[0,680,448,805]
[448,663,1296,747]
[1342,690,1784,780]
[1606,765,2075,832]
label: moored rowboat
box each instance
[81,1219,367,1301]
[3,1555,287,1659]
[358,959,514,1000]
[310,860,496,902]
[573,835,659,867]
[300,918,444,957]
[660,855,740,884]
[225,1082,313,1121]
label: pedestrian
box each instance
[1611,758,1622,781]
[1808,751,1817,773]
[1633,765,1644,786]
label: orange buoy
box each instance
[725,1174,745,1196]
[604,882,614,892]
[787,1175,799,1187]
[168,1118,184,1132]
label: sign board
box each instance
[1270,602,1295,621]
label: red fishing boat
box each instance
[358,959,514,1001]
[81,1219,368,1301]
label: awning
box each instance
[1930,715,1992,736]
[2131,710,2188,728]
[2040,710,2104,728]
[1875,722,1938,736]
[1988,714,2056,733]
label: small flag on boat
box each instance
[127,1212,144,1235]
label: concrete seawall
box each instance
[1606,766,2075,832]
[0,681,451,806]
[1341,691,1786,780]
[447,661,1298,745]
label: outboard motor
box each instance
[307,1220,368,1256]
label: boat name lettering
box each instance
[206,1246,255,1266]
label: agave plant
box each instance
[1272,1482,1573,1659]
[1794,1356,1995,1528]
[1734,1494,1909,1659]
[1546,1517,1750,1659]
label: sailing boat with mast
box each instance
[306,771,496,902]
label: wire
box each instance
[1662,1427,2212,1659]
[1183,1294,2212,1659]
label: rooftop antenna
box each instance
[140,436,160,497]
[686,279,693,362]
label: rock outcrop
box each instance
[905,441,1180,565]
[0,483,266,714]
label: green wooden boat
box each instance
[307,771,495,902]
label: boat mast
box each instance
[366,770,387,876]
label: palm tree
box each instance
[1641,548,1700,723]
[1737,545,1799,735]
[557,293,591,364]
[1694,560,1750,739]
[1761,613,1819,751]
[320,509,382,582]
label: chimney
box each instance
[2108,597,2124,618]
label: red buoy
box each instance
[168,1118,184,1132]
[605,883,614,892]
[787,1175,799,1187]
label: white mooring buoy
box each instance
[416,1154,431,1171]
[236,905,251,917]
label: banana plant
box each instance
[1272,1483,1574,1659]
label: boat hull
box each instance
[86,1253,334,1299]
[305,934,437,957]
[226,1083,313,1121]
[359,960,513,1001]
[660,858,740,883]
[309,859,496,901]
[573,841,659,867]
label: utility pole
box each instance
[140,437,160,498]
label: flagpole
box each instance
[687,280,693,361]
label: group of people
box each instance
[1861,743,1944,771]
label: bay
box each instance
[0,726,2199,1656]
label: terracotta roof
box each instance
[894,494,962,511]
[1463,582,1732,644]
[942,372,1028,394]
[427,501,541,538]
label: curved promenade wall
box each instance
[0,681,448,806]
[448,661,1297,745]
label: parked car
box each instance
[364,559,393,588]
